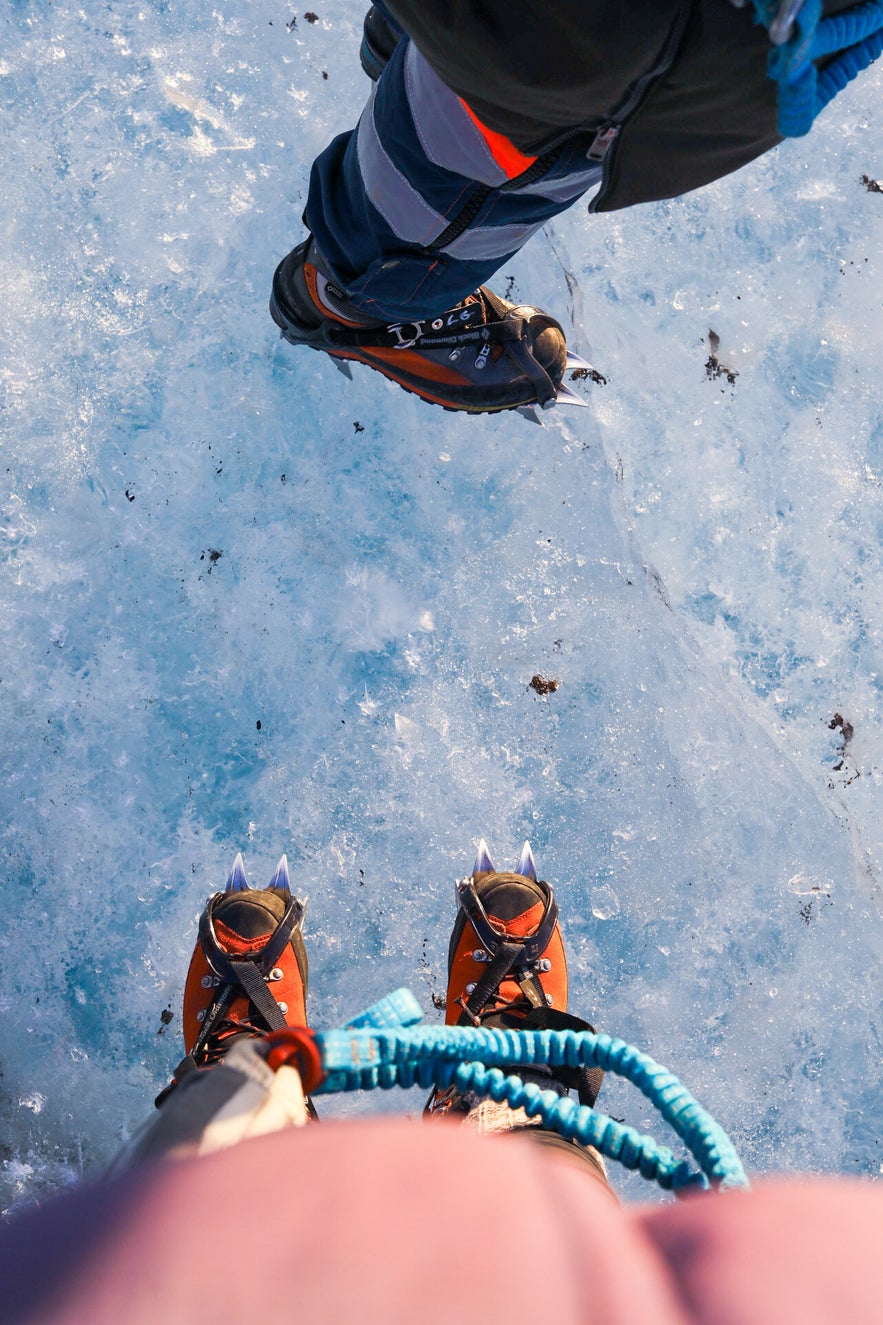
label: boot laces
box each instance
[198,999,271,1067]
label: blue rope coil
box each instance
[312,989,750,1196]
[751,0,883,136]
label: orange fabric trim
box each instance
[359,346,469,386]
[330,352,485,410]
[458,99,537,180]
[491,900,545,939]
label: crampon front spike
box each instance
[473,838,495,875]
[565,349,594,373]
[516,840,538,881]
[224,851,250,894]
[554,383,591,408]
[267,854,292,898]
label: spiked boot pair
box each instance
[166,843,603,1177]
[172,840,578,1077]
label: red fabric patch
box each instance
[213,920,268,955]
[459,98,537,179]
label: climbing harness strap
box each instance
[739,0,883,135]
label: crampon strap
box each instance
[454,876,559,1025]
[323,316,522,352]
[264,988,750,1196]
[319,290,560,408]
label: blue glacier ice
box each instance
[1,3,881,1210]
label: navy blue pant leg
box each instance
[304,39,602,323]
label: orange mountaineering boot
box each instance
[155,853,309,1109]
[426,840,610,1186]
[443,838,569,1033]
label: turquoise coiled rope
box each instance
[312,991,750,1196]
[750,0,883,136]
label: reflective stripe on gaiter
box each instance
[356,85,449,246]
[515,164,603,205]
[404,42,513,185]
[444,219,546,260]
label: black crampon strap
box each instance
[322,311,525,353]
[229,956,288,1031]
[457,877,560,968]
[456,939,525,1027]
[454,878,560,1026]
[519,1006,606,1108]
